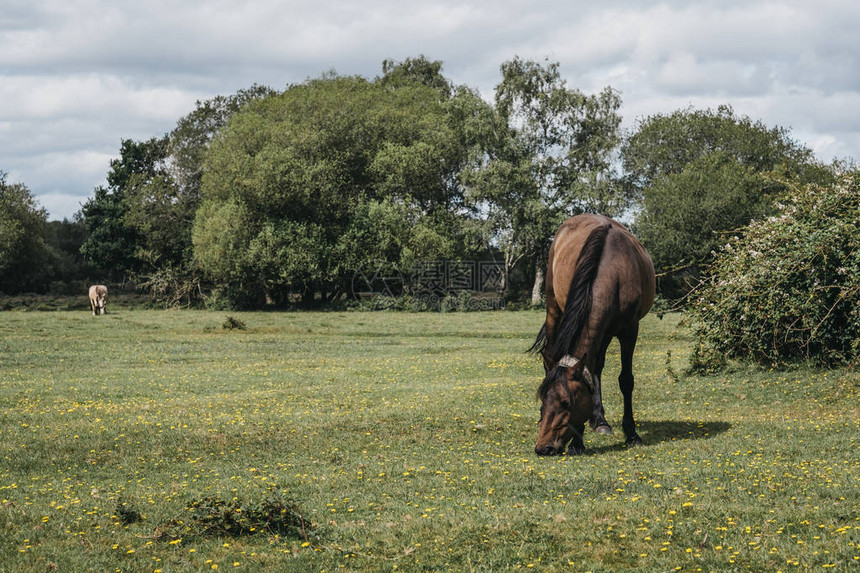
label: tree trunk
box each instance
[531,260,544,306]
[503,247,514,299]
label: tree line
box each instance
[0,56,845,311]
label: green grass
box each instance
[0,310,857,572]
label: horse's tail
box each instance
[550,222,612,363]
[528,323,547,355]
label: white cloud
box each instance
[0,74,197,122]
[33,192,88,221]
[1,0,859,220]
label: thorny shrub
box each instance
[688,170,859,369]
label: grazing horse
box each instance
[532,214,655,456]
[89,285,108,316]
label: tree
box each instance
[78,86,275,301]
[466,57,624,303]
[623,106,833,297]
[634,153,781,275]
[623,105,825,191]
[170,84,276,202]
[123,172,189,268]
[0,172,52,293]
[43,216,92,291]
[193,64,490,307]
[79,137,170,279]
[379,55,452,96]
[127,87,277,305]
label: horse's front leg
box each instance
[589,373,611,434]
[567,422,586,455]
[589,336,613,434]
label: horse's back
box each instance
[89,284,107,297]
[549,214,654,320]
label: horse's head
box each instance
[535,355,594,456]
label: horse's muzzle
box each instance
[535,445,563,456]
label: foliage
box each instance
[623,105,822,190]
[379,54,452,95]
[11,60,853,311]
[156,492,311,540]
[222,315,246,330]
[78,182,135,279]
[170,84,276,201]
[114,137,200,303]
[624,106,833,297]
[124,174,190,267]
[79,138,168,279]
[466,57,625,302]
[689,171,860,367]
[0,171,54,293]
[77,88,274,300]
[635,153,781,272]
[134,264,203,308]
[43,217,92,291]
[194,63,491,307]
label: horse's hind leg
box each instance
[618,324,642,445]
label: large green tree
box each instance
[623,105,833,297]
[465,57,624,303]
[79,87,274,303]
[170,84,276,203]
[0,171,52,293]
[193,62,491,307]
[43,216,92,291]
[132,87,275,305]
[80,137,169,279]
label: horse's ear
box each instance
[581,367,595,392]
[574,353,596,393]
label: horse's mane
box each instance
[537,222,611,400]
[552,222,611,362]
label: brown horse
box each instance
[532,214,655,456]
[89,285,108,316]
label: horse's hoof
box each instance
[625,434,643,447]
[595,425,613,435]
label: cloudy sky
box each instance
[2,0,859,221]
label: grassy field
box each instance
[0,310,857,572]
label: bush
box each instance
[152,491,312,541]
[222,316,247,330]
[688,171,859,367]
